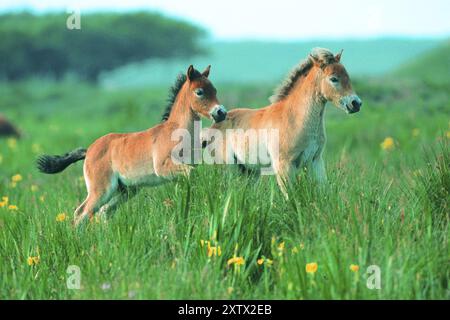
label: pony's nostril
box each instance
[217,109,225,116]
[352,100,361,109]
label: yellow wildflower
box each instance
[227,256,245,266]
[266,259,273,266]
[11,174,22,183]
[305,262,318,274]
[8,205,18,211]
[292,246,299,254]
[27,256,40,266]
[278,241,285,251]
[380,137,395,151]
[227,287,234,295]
[207,246,216,257]
[56,213,67,222]
[349,264,360,272]
[207,245,221,257]
[257,258,265,265]
[0,196,8,208]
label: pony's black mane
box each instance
[161,68,204,122]
[161,73,187,122]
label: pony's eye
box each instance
[330,76,339,83]
[195,88,204,97]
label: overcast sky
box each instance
[1,0,449,40]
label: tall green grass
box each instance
[0,76,448,299]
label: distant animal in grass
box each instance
[37,65,227,227]
[0,114,21,138]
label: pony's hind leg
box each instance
[73,171,118,227]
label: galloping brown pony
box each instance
[38,65,227,226]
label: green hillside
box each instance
[395,40,450,85]
[101,39,442,87]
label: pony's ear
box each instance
[187,65,198,81]
[309,54,321,68]
[335,49,343,63]
[202,65,211,78]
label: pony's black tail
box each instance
[36,147,86,174]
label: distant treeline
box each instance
[0,12,206,81]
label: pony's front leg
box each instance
[311,156,328,184]
[273,160,295,199]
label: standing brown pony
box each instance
[204,48,362,197]
[37,65,227,226]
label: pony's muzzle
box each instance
[210,105,227,123]
[346,96,362,114]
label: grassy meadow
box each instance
[0,42,449,299]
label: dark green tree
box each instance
[0,12,206,81]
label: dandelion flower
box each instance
[380,137,395,151]
[350,264,360,272]
[56,213,67,222]
[11,174,22,183]
[305,262,318,274]
[27,256,40,266]
[207,246,217,257]
[227,256,245,266]
[0,196,8,208]
[8,205,18,211]
[257,258,265,265]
